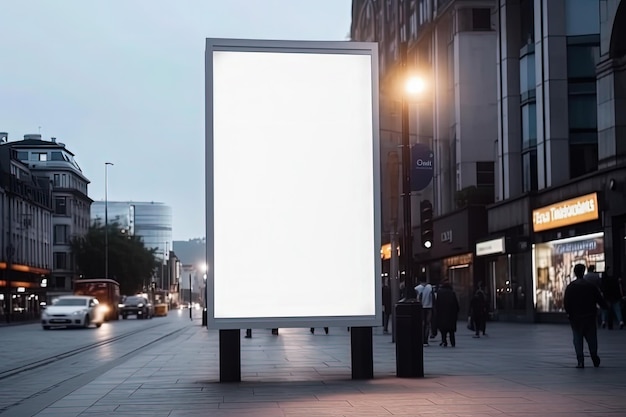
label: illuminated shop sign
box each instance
[532,192,599,232]
[476,237,505,256]
[553,239,597,255]
[380,243,399,260]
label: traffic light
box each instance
[420,200,433,249]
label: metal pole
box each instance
[400,41,413,293]
[189,273,192,321]
[161,245,165,290]
[104,162,113,278]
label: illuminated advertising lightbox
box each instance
[205,39,381,329]
[532,192,599,232]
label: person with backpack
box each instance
[414,278,434,346]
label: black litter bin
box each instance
[395,299,424,377]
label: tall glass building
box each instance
[91,201,172,261]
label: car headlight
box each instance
[72,309,89,315]
[137,303,144,308]
[118,304,125,308]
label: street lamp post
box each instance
[400,42,426,295]
[401,51,412,294]
[104,162,114,279]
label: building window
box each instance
[520,0,534,45]
[54,252,67,269]
[522,149,538,192]
[458,8,493,32]
[567,39,600,178]
[472,8,492,31]
[51,152,64,161]
[570,143,598,179]
[16,151,28,161]
[520,52,536,94]
[53,225,68,244]
[53,174,60,187]
[521,103,537,149]
[55,197,67,215]
[567,44,600,79]
[476,162,495,187]
[568,94,597,130]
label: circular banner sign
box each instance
[410,143,434,192]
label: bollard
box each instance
[395,299,424,377]
[202,308,207,326]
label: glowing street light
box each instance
[405,76,426,96]
[400,44,427,292]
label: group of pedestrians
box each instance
[411,278,489,347]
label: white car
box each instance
[41,295,106,330]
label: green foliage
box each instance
[70,223,159,295]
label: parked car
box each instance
[41,295,106,330]
[120,295,154,319]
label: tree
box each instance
[70,222,159,295]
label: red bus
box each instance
[74,278,121,321]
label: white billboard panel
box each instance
[206,39,381,329]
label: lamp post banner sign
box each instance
[410,143,433,192]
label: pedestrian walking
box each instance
[600,268,624,329]
[435,279,459,347]
[469,282,488,338]
[382,279,392,334]
[564,263,608,368]
[415,278,434,346]
[430,284,439,340]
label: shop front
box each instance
[531,192,603,322]
[415,205,487,317]
[475,233,534,321]
[1,263,49,323]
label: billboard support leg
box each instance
[350,326,373,379]
[219,329,241,382]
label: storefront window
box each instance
[443,253,474,316]
[494,253,529,313]
[533,232,604,312]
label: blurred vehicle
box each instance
[119,295,154,319]
[41,295,106,330]
[74,278,120,321]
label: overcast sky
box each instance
[0,0,352,240]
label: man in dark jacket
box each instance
[564,263,608,368]
[435,280,459,347]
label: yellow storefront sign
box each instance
[532,192,599,232]
[380,243,399,260]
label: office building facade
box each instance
[482,0,626,322]
[351,0,498,314]
[0,133,90,320]
[91,200,173,276]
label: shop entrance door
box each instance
[449,265,471,318]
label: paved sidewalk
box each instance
[31,319,626,416]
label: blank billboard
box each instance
[206,38,381,329]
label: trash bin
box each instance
[395,299,424,377]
